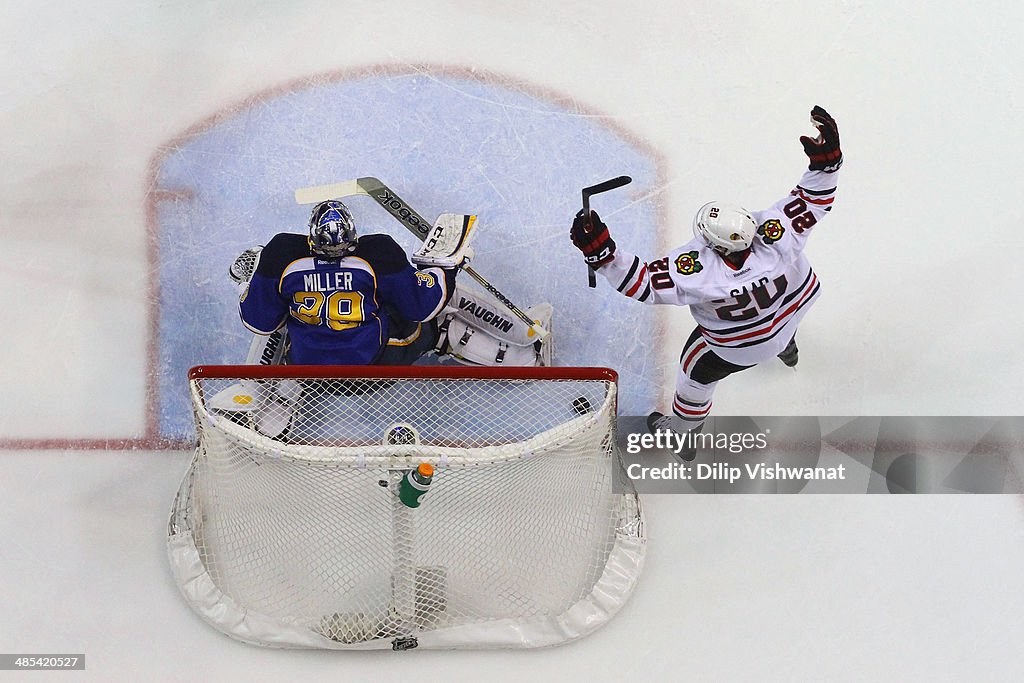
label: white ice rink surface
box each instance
[3,0,1024,679]
[6,451,1024,681]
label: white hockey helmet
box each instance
[308,200,358,257]
[692,202,757,254]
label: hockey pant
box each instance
[672,327,754,431]
[374,312,439,366]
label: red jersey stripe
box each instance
[702,274,818,344]
[624,264,648,297]
[673,399,711,416]
[682,340,708,372]
[797,189,834,206]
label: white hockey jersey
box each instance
[598,167,838,367]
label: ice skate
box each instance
[646,411,702,462]
[778,337,799,368]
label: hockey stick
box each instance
[295,177,549,339]
[582,175,632,288]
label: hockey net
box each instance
[168,365,646,650]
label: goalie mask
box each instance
[692,202,756,254]
[308,200,358,257]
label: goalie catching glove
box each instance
[229,246,263,285]
[411,213,477,269]
[571,209,616,268]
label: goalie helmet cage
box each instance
[168,364,646,651]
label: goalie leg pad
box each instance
[445,284,551,346]
[244,327,289,366]
[209,378,303,438]
[437,315,544,367]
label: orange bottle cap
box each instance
[417,463,434,477]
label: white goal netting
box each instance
[167,365,646,650]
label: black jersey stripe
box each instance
[674,395,709,408]
[676,328,704,365]
[777,269,815,307]
[796,185,836,196]
[637,283,652,302]
[617,256,641,292]
[702,276,818,346]
[700,269,814,335]
[703,283,820,349]
[673,410,710,423]
[678,327,705,361]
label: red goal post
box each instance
[188,363,619,382]
[169,364,646,650]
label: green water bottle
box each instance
[398,463,434,508]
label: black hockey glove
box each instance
[571,209,616,267]
[799,105,842,172]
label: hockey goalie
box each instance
[233,198,551,367]
[217,199,552,434]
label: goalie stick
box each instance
[581,175,632,288]
[295,177,549,339]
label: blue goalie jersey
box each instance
[239,233,454,365]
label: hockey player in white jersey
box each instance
[571,105,842,460]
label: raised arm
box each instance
[570,210,699,306]
[758,106,842,250]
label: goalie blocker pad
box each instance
[411,213,477,269]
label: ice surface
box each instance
[2,0,1024,678]
[153,71,662,440]
[5,450,1024,680]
